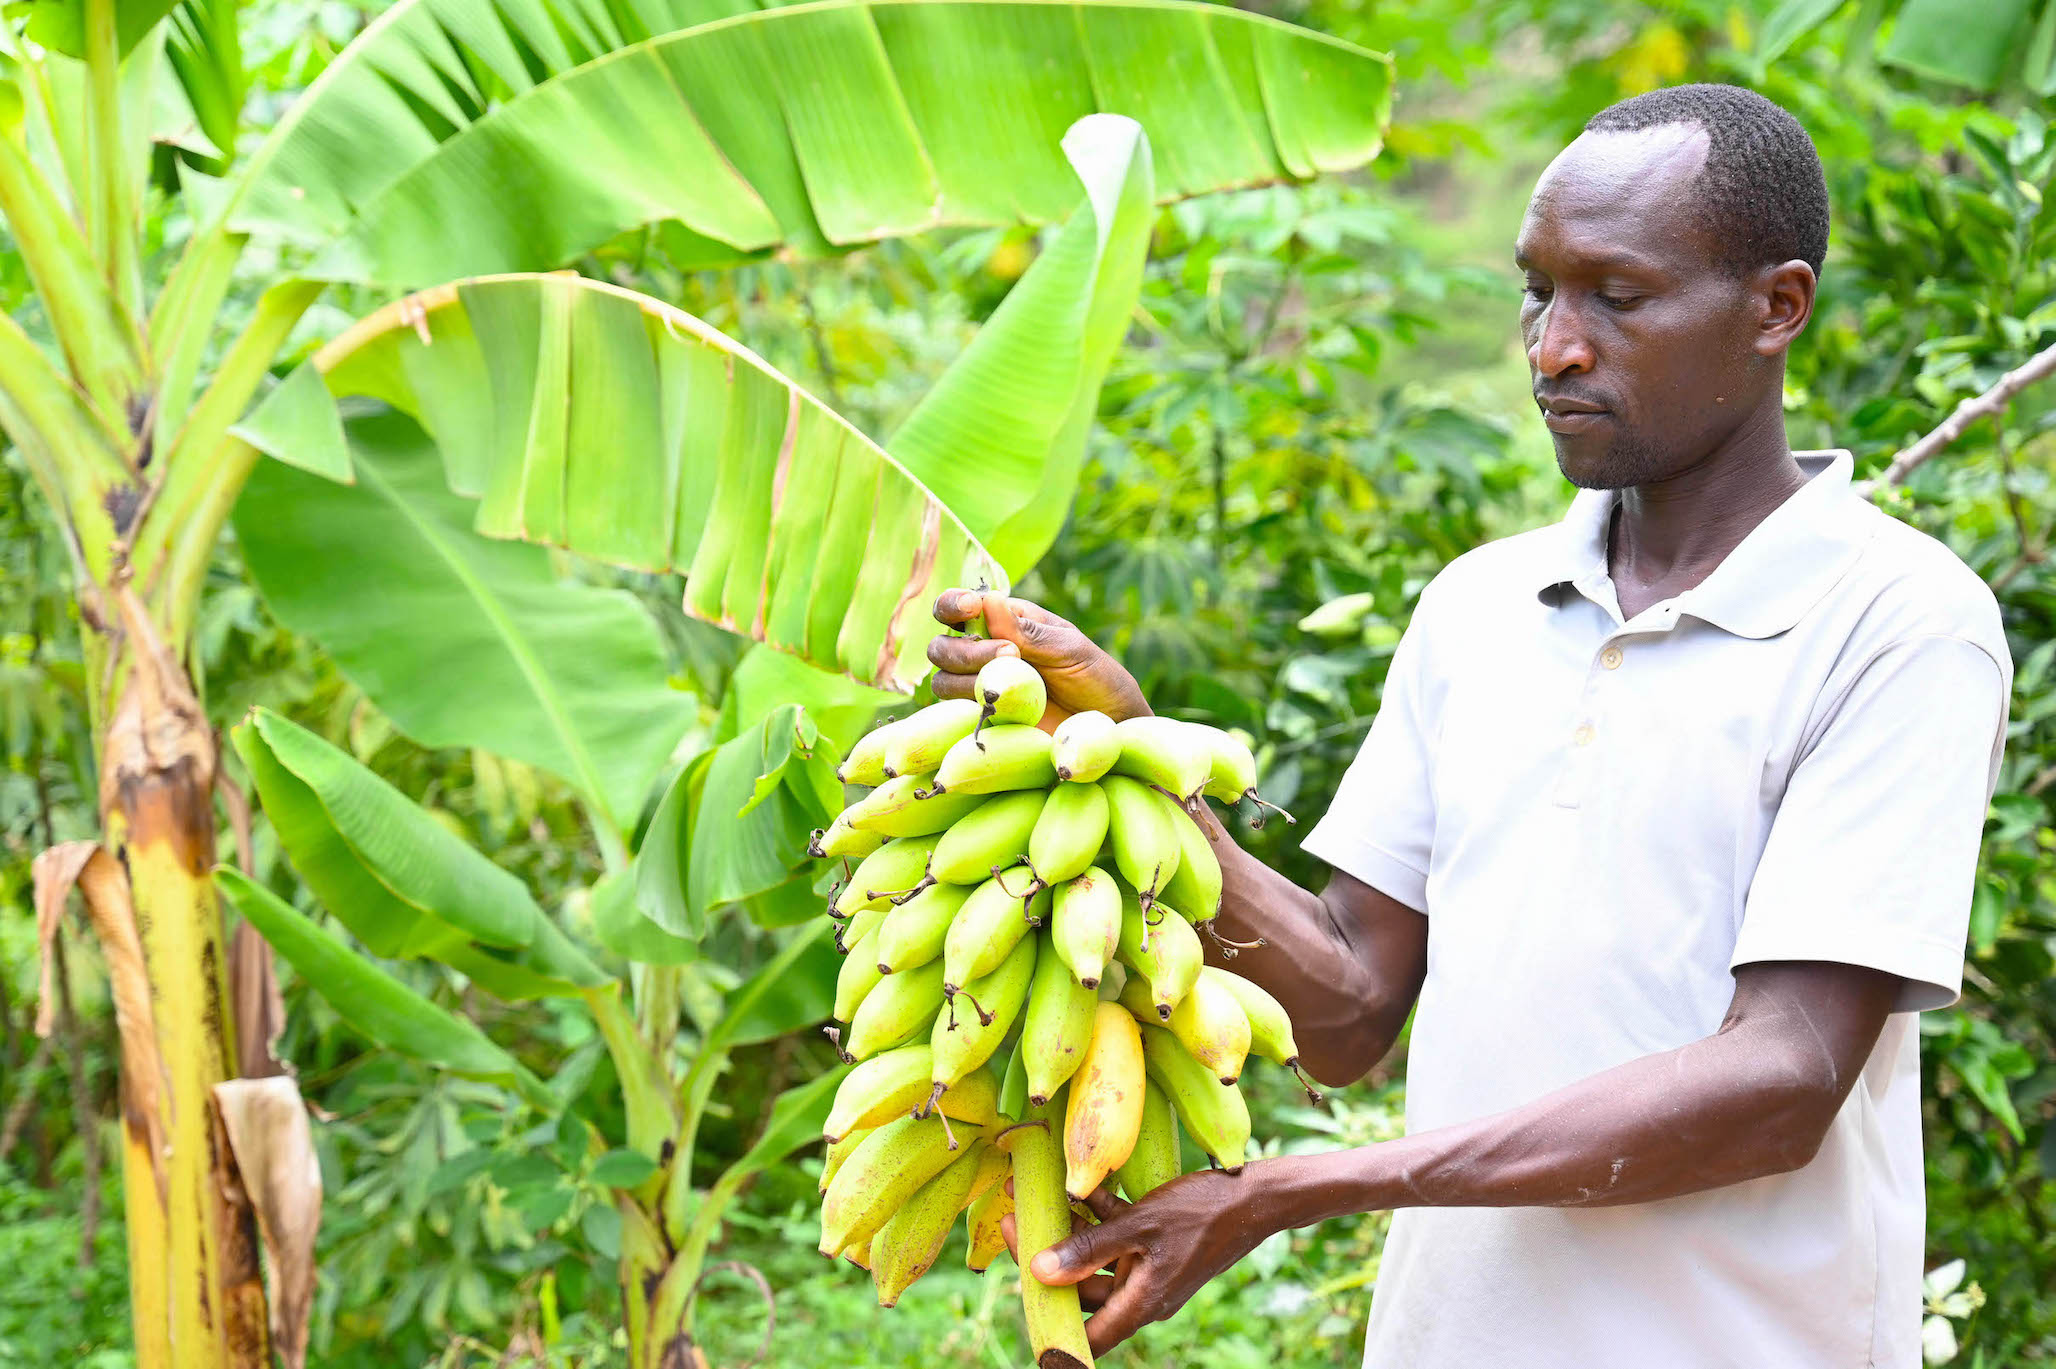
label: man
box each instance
[926,84,2010,1367]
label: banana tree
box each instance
[0,0,1391,1360]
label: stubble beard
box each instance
[1556,424,1672,491]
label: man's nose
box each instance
[1527,298,1596,376]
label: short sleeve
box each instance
[1731,633,2008,1012]
[1301,593,1441,913]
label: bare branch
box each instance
[1862,340,2056,495]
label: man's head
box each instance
[1517,84,1828,490]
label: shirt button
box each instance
[1572,723,1596,747]
[1601,646,1624,670]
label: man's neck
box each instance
[1607,402,1807,618]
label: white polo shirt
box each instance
[1302,451,2010,1369]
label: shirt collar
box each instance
[1533,450,1875,638]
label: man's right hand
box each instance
[926,589,1151,728]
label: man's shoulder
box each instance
[1841,503,2007,666]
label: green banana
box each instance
[1207,967,1322,1101]
[1051,709,1121,783]
[930,788,1047,885]
[942,865,1041,991]
[819,1112,987,1256]
[874,882,972,975]
[977,653,1047,728]
[840,961,947,1062]
[1116,888,1202,1019]
[811,809,888,859]
[1027,780,1109,886]
[1051,867,1122,988]
[836,900,888,956]
[1158,808,1222,923]
[1100,775,1182,904]
[1109,716,1213,801]
[931,933,1037,1092]
[825,1047,1002,1141]
[820,1126,873,1194]
[837,719,901,787]
[1022,940,1100,1106]
[1011,1099,1094,1368]
[1166,966,1252,1085]
[882,698,985,778]
[846,775,991,837]
[1113,1079,1180,1201]
[1198,726,1294,826]
[835,925,887,1021]
[1139,1022,1250,1171]
[842,834,943,911]
[926,724,1057,797]
[871,1139,991,1306]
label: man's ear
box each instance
[1754,259,1817,355]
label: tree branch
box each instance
[1863,340,2056,494]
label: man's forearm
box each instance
[1188,804,1416,1085]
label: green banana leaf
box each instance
[217,867,558,1111]
[225,0,1393,288]
[634,702,838,938]
[888,112,1154,575]
[232,273,1006,694]
[1879,0,2036,90]
[234,707,609,998]
[588,870,699,967]
[234,410,696,830]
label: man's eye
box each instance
[1522,285,1552,301]
[1599,293,1639,310]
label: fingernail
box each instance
[995,641,1020,657]
[1030,1252,1060,1280]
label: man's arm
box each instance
[925,589,1428,1086]
[1024,959,1899,1356]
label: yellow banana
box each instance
[840,961,947,1062]
[845,1236,873,1271]
[1109,716,1213,801]
[1207,967,1322,1101]
[965,1183,1014,1272]
[1051,709,1121,783]
[1166,967,1251,1085]
[1113,1079,1180,1201]
[930,789,1047,885]
[1051,867,1122,988]
[931,933,1037,1096]
[942,865,1041,991]
[1116,887,1202,1018]
[840,834,943,912]
[871,1139,990,1306]
[964,1140,1011,1206]
[1158,810,1222,923]
[811,809,888,859]
[1012,1099,1094,1367]
[1101,775,1182,904]
[1023,940,1101,1106]
[1027,780,1110,886]
[834,924,887,1021]
[1064,1002,1147,1199]
[874,882,972,975]
[819,1112,986,1256]
[837,719,902,787]
[976,654,1047,729]
[1139,1022,1249,1171]
[824,1047,1001,1142]
[820,1126,873,1194]
[925,724,1057,797]
[847,774,991,836]
[1197,725,1294,826]
[882,698,985,779]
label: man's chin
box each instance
[1555,439,1631,491]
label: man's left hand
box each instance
[1001,1163,1285,1357]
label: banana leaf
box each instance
[233,273,1006,693]
[224,0,1394,287]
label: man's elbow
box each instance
[1740,1044,1850,1178]
[1301,989,1413,1090]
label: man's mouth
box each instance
[1537,397,1611,433]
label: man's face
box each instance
[1516,124,1770,490]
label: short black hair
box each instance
[1584,83,1829,278]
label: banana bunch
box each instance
[809,660,1310,1366]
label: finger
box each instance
[931,588,987,628]
[1080,1187,1131,1223]
[1003,596,1076,632]
[1084,1272,1157,1358]
[1078,1271,1119,1312]
[927,633,1018,678]
[932,670,977,702]
[1028,1210,1142,1287]
[999,1210,1018,1260]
